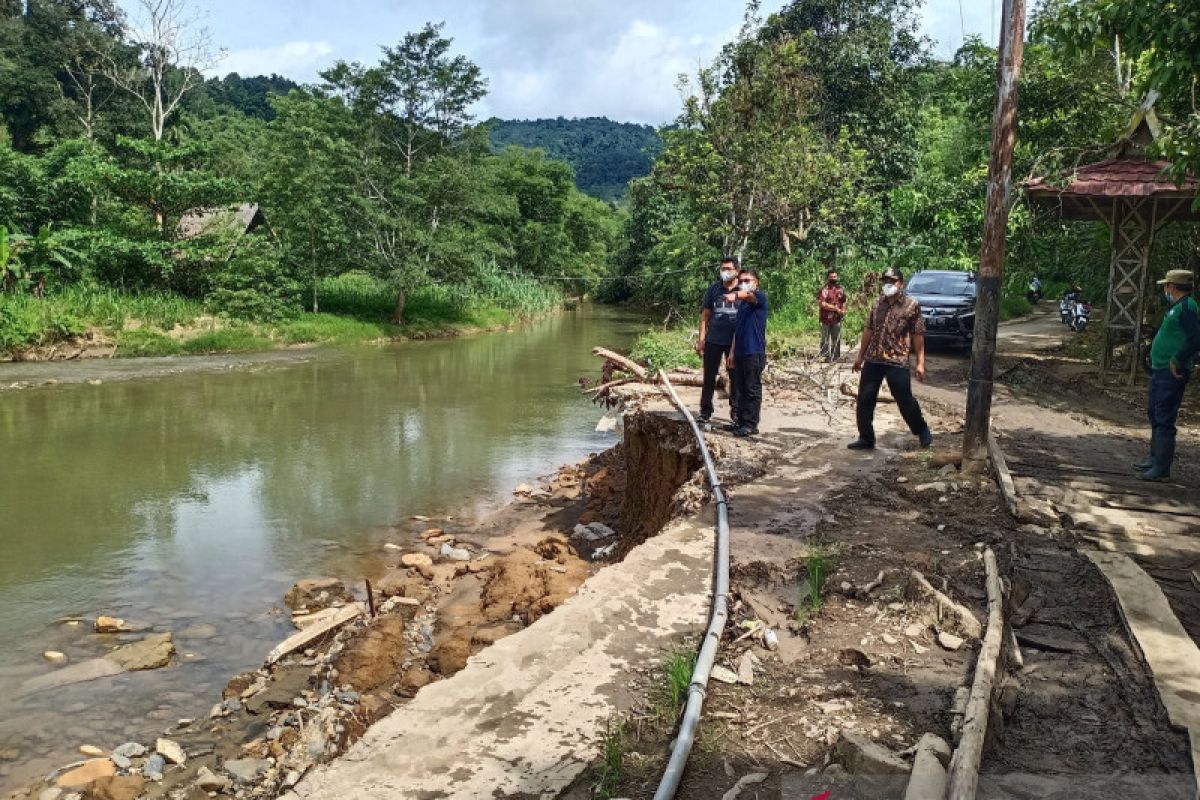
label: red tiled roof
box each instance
[1024,158,1196,198]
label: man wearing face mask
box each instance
[727,269,769,438]
[848,267,933,450]
[696,256,741,424]
[818,269,848,361]
[1135,269,1200,481]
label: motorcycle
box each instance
[1059,288,1081,324]
[1069,297,1092,332]
[1026,277,1043,304]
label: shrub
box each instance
[116,328,182,357]
[205,237,301,322]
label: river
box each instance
[0,305,643,790]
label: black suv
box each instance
[905,270,977,347]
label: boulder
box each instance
[283,578,350,612]
[571,522,616,542]
[143,754,165,780]
[106,633,174,671]
[85,775,145,800]
[396,666,434,698]
[57,758,116,788]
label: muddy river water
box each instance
[0,305,643,790]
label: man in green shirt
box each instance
[1136,269,1200,481]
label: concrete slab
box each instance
[294,519,713,800]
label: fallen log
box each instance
[946,548,1006,800]
[266,603,364,665]
[906,571,983,639]
[591,347,648,380]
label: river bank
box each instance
[0,306,645,797]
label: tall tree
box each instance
[103,0,220,142]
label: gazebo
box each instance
[1023,100,1199,383]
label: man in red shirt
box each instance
[817,269,847,361]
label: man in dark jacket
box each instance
[1136,269,1200,481]
[696,256,740,424]
[727,269,769,438]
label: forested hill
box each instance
[488,117,661,201]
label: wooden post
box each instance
[963,0,1028,470]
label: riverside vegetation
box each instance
[4,1,1199,365]
[0,7,618,359]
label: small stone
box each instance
[112,743,146,759]
[904,622,926,638]
[400,553,434,569]
[383,542,402,551]
[39,789,64,800]
[143,754,166,780]
[881,633,899,646]
[56,758,116,788]
[226,757,271,784]
[440,543,471,561]
[79,745,104,757]
[912,642,929,654]
[937,631,965,651]
[896,476,909,484]
[411,515,430,521]
[95,616,129,633]
[43,651,68,664]
[736,651,754,685]
[338,690,360,704]
[155,737,186,765]
[196,765,232,792]
[109,752,132,770]
[284,770,301,787]
[710,665,739,684]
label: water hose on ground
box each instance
[651,367,731,800]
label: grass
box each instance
[593,717,626,800]
[796,545,836,620]
[0,269,570,359]
[649,647,696,723]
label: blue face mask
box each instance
[1166,289,1176,303]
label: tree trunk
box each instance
[392,288,407,325]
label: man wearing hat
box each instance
[848,267,933,450]
[1136,269,1200,480]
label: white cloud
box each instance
[214,40,335,78]
[482,17,736,125]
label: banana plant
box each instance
[0,228,31,294]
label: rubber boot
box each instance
[1139,431,1174,481]
[1132,436,1157,471]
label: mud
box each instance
[568,401,1195,799]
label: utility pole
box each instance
[963,0,1027,470]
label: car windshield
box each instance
[907,273,976,297]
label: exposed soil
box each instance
[566,409,1194,799]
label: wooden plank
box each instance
[1082,550,1200,796]
[267,603,364,665]
[986,430,1019,519]
[1081,531,1200,566]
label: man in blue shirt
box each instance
[726,269,769,437]
[696,256,742,424]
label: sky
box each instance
[134,0,1001,126]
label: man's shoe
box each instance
[847,438,875,450]
[723,422,740,432]
[697,414,711,424]
[1138,466,1171,481]
[1132,457,1154,471]
[732,426,757,438]
[918,428,933,449]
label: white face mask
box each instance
[720,270,737,282]
[882,283,900,298]
[1166,289,1176,303]
[739,281,754,291]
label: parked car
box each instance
[905,270,977,348]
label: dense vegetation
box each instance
[488,117,661,201]
[0,3,617,357]
[610,0,1200,367]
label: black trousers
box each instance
[700,341,737,419]
[856,361,928,443]
[734,352,767,430]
